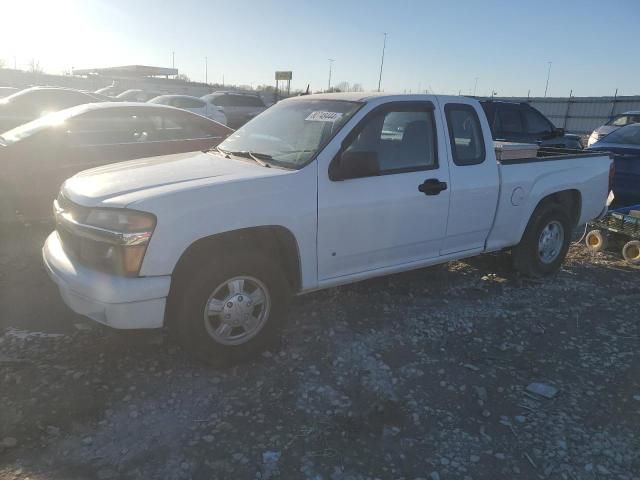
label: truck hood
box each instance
[62,151,289,207]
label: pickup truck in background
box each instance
[43,93,612,364]
[480,100,584,150]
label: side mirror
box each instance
[330,150,380,180]
[553,127,565,137]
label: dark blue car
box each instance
[588,123,640,205]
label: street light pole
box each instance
[473,77,479,96]
[327,58,335,91]
[544,61,552,97]
[205,57,208,84]
[172,51,175,69]
[377,32,387,92]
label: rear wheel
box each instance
[512,204,572,276]
[584,229,608,253]
[171,252,290,365]
[622,240,640,265]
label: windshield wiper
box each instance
[214,145,230,158]
[226,150,272,168]
[247,151,272,168]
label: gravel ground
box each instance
[1,226,639,480]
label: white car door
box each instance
[317,100,451,282]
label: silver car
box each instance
[148,95,227,125]
[201,91,266,129]
[587,110,640,146]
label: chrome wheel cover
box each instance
[203,276,271,346]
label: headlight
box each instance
[55,204,156,277]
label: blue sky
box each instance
[1,0,638,96]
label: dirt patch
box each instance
[1,244,639,479]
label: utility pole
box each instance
[473,77,479,96]
[377,32,387,92]
[544,61,552,98]
[205,56,208,84]
[327,58,334,91]
[172,51,175,69]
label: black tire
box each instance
[621,240,640,265]
[512,204,572,277]
[584,229,608,253]
[171,252,290,366]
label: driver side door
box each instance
[317,101,451,282]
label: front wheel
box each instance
[512,205,572,277]
[171,252,290,365]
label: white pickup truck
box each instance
[43,93,612,364]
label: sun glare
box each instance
[0,0,106,72]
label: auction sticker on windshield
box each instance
[305,111,344,122]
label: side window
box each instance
[174,97,205,109]
[209,95,232,107]
[343,104,437,174]
[523,108,552,134]
[495,107,524,134]
[65,110,152,146]
[149,111,216,140]
[444,104,486,166]
[241,96,264,107]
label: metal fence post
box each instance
[609,88,618,119]
[563,90,572,129]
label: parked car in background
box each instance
[0,87,107,132]
[588,123,640,205]
[0,102,232,223]
[201,91,266,128]
[115,89,162,102]
[0,87,19,99]
[95,85,123,97]
[43,93,611,364]
[148,95,227,125]
[480,100,583,150]
[587,111,640,147]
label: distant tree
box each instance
[175,73,191,82]
[0,58,5,69]
[28,58,43,74]
[351,83,364,92]
[335,81,351,92]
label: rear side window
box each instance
[495,106,524,134]
[523,108,552,134]
[238,96,264,107]
[445,104,486,166]
[150,110,222,141]
[207,95,233,107]
[173,97,206,109]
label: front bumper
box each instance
[43,231,171,329]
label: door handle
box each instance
[418,178,447,196]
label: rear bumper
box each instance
[43,232,171,329]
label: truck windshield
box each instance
[217,99,361,169]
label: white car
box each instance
[587,111,640,146]
[44,93,611,365]
[149,95,227,126]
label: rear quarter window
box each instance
[444,104,486,166]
